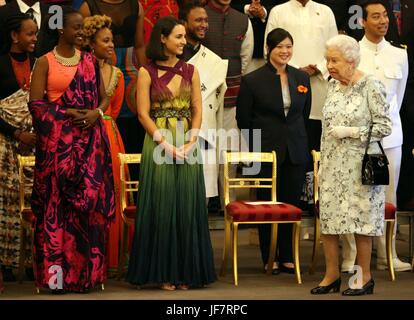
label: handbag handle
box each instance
[364,92,387,157]
[364,123,386,157]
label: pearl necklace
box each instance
[53,47,80,67]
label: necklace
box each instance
[53,47,80,67]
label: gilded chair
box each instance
[16,155,36,285]
[309,150,321,275]
[220,151,302,286]
[117,153,141,279]
[308,150,396,281]
[412,148,414,271]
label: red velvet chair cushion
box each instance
[123,206,137,220]
[385,202,396,220]
[226,201,302,222]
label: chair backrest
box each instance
[223,151,277,206]
[118,153,141,216]
[311,150,320,204]
[17,155,35,218]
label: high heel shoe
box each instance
[279,264,296,274]
[342,278,374,296]
[310,278,341,294]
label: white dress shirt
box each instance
[359,36,409,149]
[241,19,254,75]
[16,0,41,29]
[264,0,337,119]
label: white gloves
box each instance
[328,126,360,139]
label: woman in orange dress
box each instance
[82,14,128,275]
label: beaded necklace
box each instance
[52,46,81,67]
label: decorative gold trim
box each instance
[106,66,122,97]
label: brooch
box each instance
[297,85,308,93]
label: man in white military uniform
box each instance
[179,2,228,200]
[264,0,337,150]
[341,0,411,272]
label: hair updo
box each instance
[82,15,112,50]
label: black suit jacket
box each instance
[231,0,285,58]
[236,63,311,165]
[0,1,58,57]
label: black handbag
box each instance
[361,124,389,185]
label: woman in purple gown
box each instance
[29,7,115,293]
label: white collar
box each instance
[290,0,312,9]
[16,0,40,15]
[360,36,387,52]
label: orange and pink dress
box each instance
[102,65,130,274]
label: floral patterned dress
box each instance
[319,75,392,236]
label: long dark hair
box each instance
[146,16,184,61]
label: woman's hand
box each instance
[70,109,100,129]
[160,141,187,161]
[177,141,197,158]
[18,131,36,147]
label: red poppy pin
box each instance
[297,85,308,93]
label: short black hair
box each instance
[3,13,34,51]
[266,28,293,60]
[178,0,205,21]
[360,0,387,20]
[146,16,184,61]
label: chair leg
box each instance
[411,255,414,272]
[220,217,231,277]
[309,215,320,275]
[386,220,395,281]
[293,222,302,284]
[18,226,26,283]
[266,223,278,276]
[117,222,129,280]
[232,223,239,286]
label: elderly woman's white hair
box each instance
[326,34,360,67]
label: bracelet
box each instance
[97,108,104,118]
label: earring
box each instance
[59,31,63,35]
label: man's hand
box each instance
[300,65,319,76]
[249,0,266,19]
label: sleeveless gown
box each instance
[126,60,216,287]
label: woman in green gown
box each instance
[126,16,216,291]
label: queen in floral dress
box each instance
[311,35,391,296]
